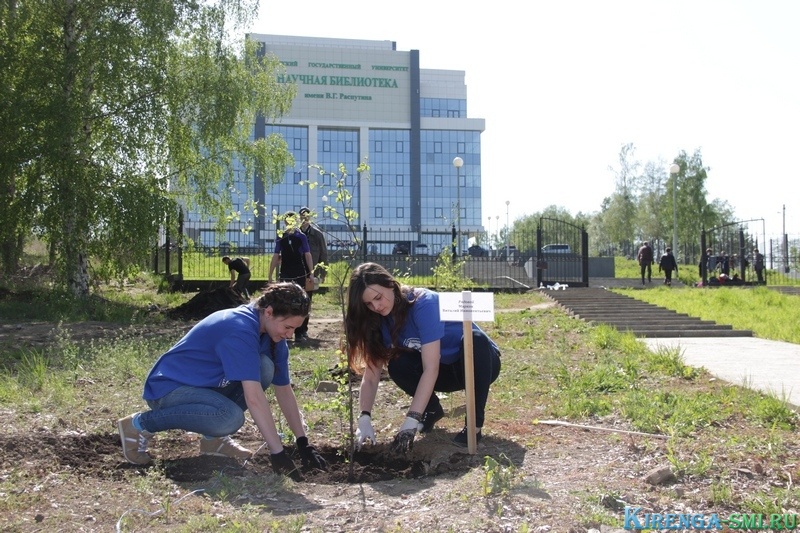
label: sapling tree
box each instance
[301,161,369,479]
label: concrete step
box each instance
[543,288,753,338]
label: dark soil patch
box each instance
[0,430,488,487]
[166,287,247,321]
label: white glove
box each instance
[399,416,423,432]
[355,414,376,450]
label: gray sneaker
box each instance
[200,436,253,460]
[118,414,153,465]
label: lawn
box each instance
[0,272,797,531]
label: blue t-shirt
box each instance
[273,230,311,280]
[143,305,291,400]
[380,289,495,365]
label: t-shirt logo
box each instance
[404,338,422,351]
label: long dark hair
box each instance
[345,262,417,372]
[254,282,309,317]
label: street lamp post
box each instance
[453,157,464,256]
[669,164,680,258]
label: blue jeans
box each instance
[138,355,275,437]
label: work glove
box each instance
[355,413,376,450]
[296,436,328,470]
[390,416,423,454]
[269,449,303,481]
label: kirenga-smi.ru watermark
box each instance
[623,506,798,530]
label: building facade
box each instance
[186,34,485,255]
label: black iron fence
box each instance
[156,220,613,291]
[154,217,798,290]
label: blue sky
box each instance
[253,0,799,238]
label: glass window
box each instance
[434,175,442,187]
[396,207,404,218]
[294,138,302,150]
[376,207,383,218]
[458,142,465,153]
[375,174,382,186]
[434,142,442,154]
[375,141,382,152]
[345,141,353,153]
[396,141,403,153]
[323,140,331,152]
[396,175,404,186]
[294,171,302,184]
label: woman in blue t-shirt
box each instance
[117,282,326,480]
[345,262,501,452]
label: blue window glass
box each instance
[369,130,410,227]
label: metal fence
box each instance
[156,220,612,291]
[154,217,798,290]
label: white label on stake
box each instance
[438,291,495,322]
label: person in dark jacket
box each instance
[297,206,328,342]
[658,247,679,286]
[637,241,654,284]
[268,211,315,343]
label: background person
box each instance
[222,255,251,298]
[637,241,654,284]
[268,211,315,343]
[753,248,765,283]
[297,206,328,342]
[117,282,326,480]
[345,262,501,452]
[658,247,678,286]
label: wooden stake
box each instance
[462,291,478,454]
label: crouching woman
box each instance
[118,282,326,480]
[345,262,501,452]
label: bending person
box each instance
[118,282,326,480]
[345,262,501,453]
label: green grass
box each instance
[0,278,798,530]
[615,285,800,344]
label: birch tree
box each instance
[0,0,295,296]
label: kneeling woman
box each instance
[345,262,501,452]
[118,282,326,480]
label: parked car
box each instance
[496,245,519,263]
[392,241,411,255]
[467,244,489,257]
[541,244,572,254]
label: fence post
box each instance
[177,208,184,280]
[362,224,368,262]
[164,212,171,276]
[451,224,457,261]
[700,228,707,286]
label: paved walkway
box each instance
[641,337,800,408]
[583,278,799,407]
